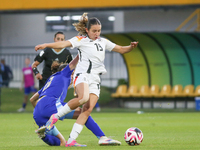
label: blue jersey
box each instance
[33,65,74,127]
[38,65,73,103]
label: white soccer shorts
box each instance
[73,73,101,97]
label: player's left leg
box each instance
[66,93,98,147]
[62,107,105,139]
[67,94,121,146]
[18,87,30,112]
[36,125,66,146]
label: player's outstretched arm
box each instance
[69,55,79,70]
[30,92,39,107]
[35,40,72,51]
[112,41,138,54]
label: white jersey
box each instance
[69,36,116,75]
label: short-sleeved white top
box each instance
[69,36,116,75]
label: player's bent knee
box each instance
[79,98,88,105]
[79,94,89,105]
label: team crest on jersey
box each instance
[76,36,84,41]
[55,58,59,61]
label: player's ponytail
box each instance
[51,61,60,74]
[73,12,101,36]
[73,13,88,36]
[51,61,68,73]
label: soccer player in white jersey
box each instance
[35,12,138,147]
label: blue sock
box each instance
[85,116,105,139]
[42,134,60,146]
[22,103,26,108]
[95,102,100,108]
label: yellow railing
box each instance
[176,9,200,32]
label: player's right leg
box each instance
[45,82,89,131]
[45,114,58,131]
[33,97,66,146]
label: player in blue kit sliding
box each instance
[30,55,109,146]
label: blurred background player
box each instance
[95,101,101,112]
[0,61,4,88]
[18,57,37,112]
[0,59,13,87]
[0,62,4,110]
[32,31,73,89]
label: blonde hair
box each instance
[73,13,88,36]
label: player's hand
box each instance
[35,73,43,80]
[35,44,46,51]
[130,41,138,49]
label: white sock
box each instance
[56,103,72,118]
[67,123,83,144]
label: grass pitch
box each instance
[0,88,200,149]
[0,112,200,150]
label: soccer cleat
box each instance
[35,126,46,139]
[45,114,58,131]
[98,136,121,146]
[65,140,87,147]
[17,108,25,112]
[96,107,101,112]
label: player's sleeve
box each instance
[38,88,42,95]
[34,48,47,63]
[104,38,116,52]
[68,36,82,49]
[61,65,74,78]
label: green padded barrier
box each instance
[172,33,200,88]
[103,34,148,87]
[166,33,192,87]
[191,33,200,41]
[103,32,200,89]
[126,33,169,88]
[149,33,191,87]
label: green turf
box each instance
[1,88,200,149]
[0,112,200,150]
[0,87,112,112]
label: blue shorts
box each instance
[24,86,37,95]
[33,96,74,127]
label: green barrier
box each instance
[103,32,200,89]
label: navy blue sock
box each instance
[22,103,26,108]
[95,102,100,108]
[85,116,105,139]
[42,134,60,146]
